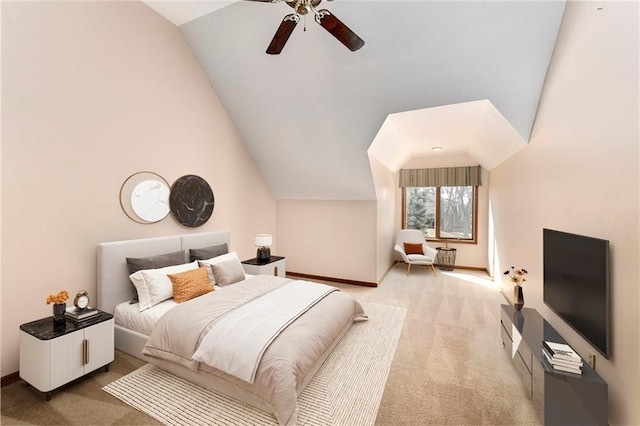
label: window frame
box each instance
[402,185,479,245]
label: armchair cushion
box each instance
[403,242,424,255]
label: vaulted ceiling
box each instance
[143,0,566,200]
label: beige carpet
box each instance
[2,267,539,425]
[102,302,406,425]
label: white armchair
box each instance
[394,229,438,276]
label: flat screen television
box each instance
[543,228,610,359]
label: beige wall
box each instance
[1,1,276,376]
[369,156,397,282]
[490,2,639,424]
[276,200,377,284]
[398,154,490,270]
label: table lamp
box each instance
[255,233,273,261]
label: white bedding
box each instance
[192,280,338,383]
[114,274,255,335]
[142,275,367,425]
[114,299,177,336]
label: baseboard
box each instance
[286,271,377,287]
[377,263,396,285]
[1,371,20,387]
[395,261,490,275]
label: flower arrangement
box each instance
[46,290,69,305]
[504,267,528,286]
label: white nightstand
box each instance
[19,311,114,400]
[241,256,286,277]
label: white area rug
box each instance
[103,301,406,425]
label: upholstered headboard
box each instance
[97,231,230,314]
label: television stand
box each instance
[500,305,608,425]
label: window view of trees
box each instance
[406,187,435,237]
[405,186,475,241]
[440,186,473,239]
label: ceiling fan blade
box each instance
[266,14,300,55]
[315,9,364,52]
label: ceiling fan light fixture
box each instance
[296,4,310,14]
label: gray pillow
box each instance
[211,258,245,286]
[126,250,188,302]
[189,243,228,262]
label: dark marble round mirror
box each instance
[169,175,214,227]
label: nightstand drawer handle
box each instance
[82,339,90,365]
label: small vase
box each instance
[52,303,66,325]
[513,285,524,311]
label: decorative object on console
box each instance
[74,290,90,310]
[65,307,99,322]
[169,175,214,227]
[119,171,171,224]
[541,341,583,375]
[513,285,524,311]
[52,304,66,326]
[255,233,273,261]
[504,266,527,310]
[46,290,69,326]
[65,290,100,322]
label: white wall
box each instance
[1,1,276,376]
[398,154,490,270]
[369,156,397,281]
[490,2,639,424]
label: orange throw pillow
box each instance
[168,266,214,303]
[404,242,424,255]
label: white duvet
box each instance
[192,280,337,384]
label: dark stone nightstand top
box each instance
[20,311,113,341]
[241,256,285,266]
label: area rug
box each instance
[103,301,406,426]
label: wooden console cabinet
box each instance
[500,305,608,425]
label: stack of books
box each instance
[65,307,100,322]
[541,341,583,374]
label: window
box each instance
[403,185,478,243]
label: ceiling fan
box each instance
[247,0,365,55]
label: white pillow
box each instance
[197,251,241,283]
[129,261,199,311]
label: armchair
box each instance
[394,229,438,276]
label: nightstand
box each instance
[242,256,286,277]
[19,311,114,400]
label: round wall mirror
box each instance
[120,172,171,224]
[169,174,214,227]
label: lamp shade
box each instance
[255,233,273,247]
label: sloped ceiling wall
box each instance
[168,1,565,200]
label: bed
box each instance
[97,231,365,425]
